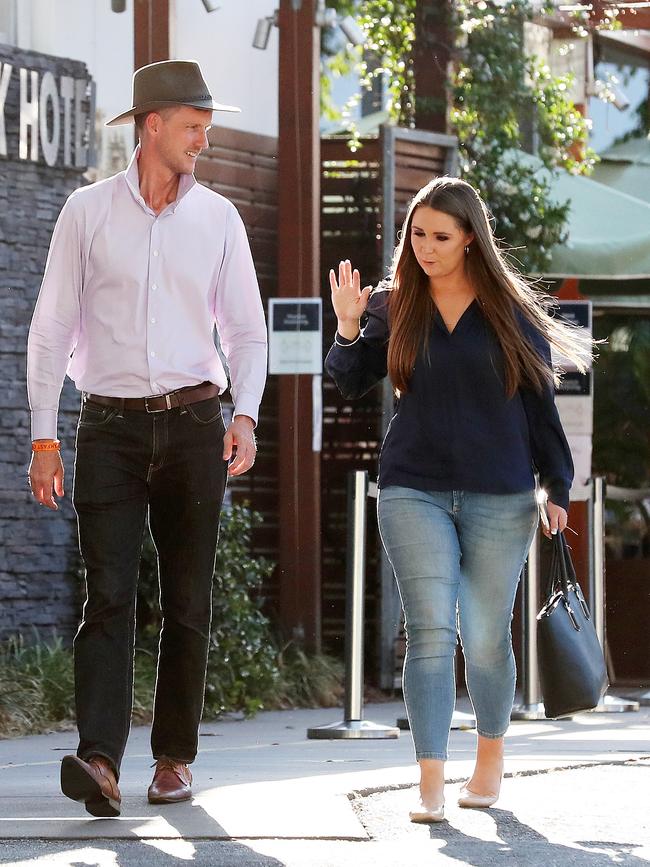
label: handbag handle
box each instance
[557,532,577,584]
[550,531,592,621]
[545,532,575,598]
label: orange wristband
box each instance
[32,441,61,452]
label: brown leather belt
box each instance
[83,381,219,413]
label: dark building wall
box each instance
[0,44,94,641]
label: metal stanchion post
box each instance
[307,471,399,739]
[511,529,549,720]
[586,476,639,714]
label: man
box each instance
[27,60,267,817]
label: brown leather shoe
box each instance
[60,754,121,817]
[147,757,193,804]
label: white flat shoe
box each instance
[458,782,499,809]
[409,802,445,823]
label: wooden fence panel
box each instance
[196,128,281,609]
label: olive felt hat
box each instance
[105,59,240,126]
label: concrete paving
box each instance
[0,696,648,865]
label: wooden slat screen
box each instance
[320,137,385,667]
[195,127,456,681]
[195,128,281,608]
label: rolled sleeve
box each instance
[27,194,83,441]
[325,288,390,399]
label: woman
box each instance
[325,176,591,823]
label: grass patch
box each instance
[0,634,344,739]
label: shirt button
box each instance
[150,318,156,324]
[150,351,156,358]
[153,250,159,257]
[151,283,157,291]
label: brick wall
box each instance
[0,45,94,641]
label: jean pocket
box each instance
[79,402,118,428]
[185,397,223,426]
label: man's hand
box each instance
[223,415,256,477]
[28,448,65,510]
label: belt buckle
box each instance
[144,394,172,413]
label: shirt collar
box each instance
[124,145,197,214]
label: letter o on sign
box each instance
[39,71,60,167]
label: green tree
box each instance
[327,0,599,271]
[451,0,594,272]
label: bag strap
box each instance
[559,532,577,584]
[545,534,561,598]
[551,532,574,597]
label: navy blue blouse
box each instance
[324,288,573,511]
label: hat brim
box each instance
[105,98,241,127]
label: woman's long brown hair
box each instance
[386,176,592,397]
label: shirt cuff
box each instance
[334,331,361,346]
[546,481,570,513]
[31,409,58,442]
[233,393,260,428]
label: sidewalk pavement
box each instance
[0,695,648,865]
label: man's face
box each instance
[150,105,212,174]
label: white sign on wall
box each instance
[268,298,322,375]
[0,60,95,168]
[553,300,593,501]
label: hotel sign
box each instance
[0,59,95,169]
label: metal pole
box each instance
[511,528,548,720]
[591,476,606,645]
[344,470,367,721]
[586,476,639,714]
[307,471,399,738]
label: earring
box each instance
[464,245,470,255]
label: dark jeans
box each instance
[72,395,227,777]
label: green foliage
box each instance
[0,506,345,737]
[136,504,280,717]
[205,505,280,716]
[593,317,650,487]
[451,0,595,272]
[0,634,74,736]
[324,0,416,148]
[326,0,604,271]
[273,644,344,708]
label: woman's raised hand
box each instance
[329,260,373,339]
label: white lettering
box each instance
[2,62,94,167]
[19,67,39,161]
[60,75,74,166]
[0,62,12,157]
[39,71,60,167]
[74,77,87,167]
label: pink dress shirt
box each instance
[27,148,267,441]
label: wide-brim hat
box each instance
[105,59,240,126]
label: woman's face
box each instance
[410,206,474,283]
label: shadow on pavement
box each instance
[429,808,647,866]
[0,838,286,866]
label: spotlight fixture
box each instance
[610,87,630,111]
[587,79,630,112]
[338,14,366,47]
[253,12,278,50]
[253,3,366,51]
[201,0,221,11]
[111,0,126,12]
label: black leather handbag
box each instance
[537,532,609,718]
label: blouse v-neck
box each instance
[433,297,478,336]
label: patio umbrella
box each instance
[592,135,650,206]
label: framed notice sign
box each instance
[268,298,322,375]
[552,300,593,500]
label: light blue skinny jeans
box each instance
[377,486,538,761]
